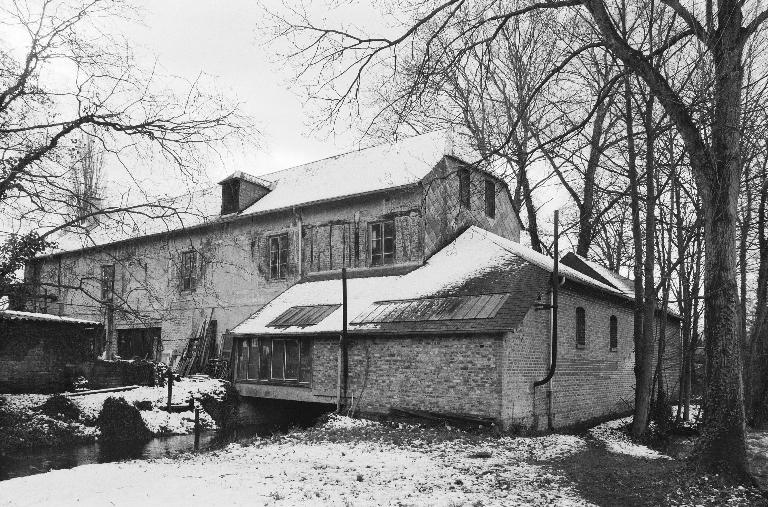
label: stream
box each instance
[0,424,278,481]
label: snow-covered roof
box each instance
[231,226,621,336]
[41,131,453,257]
[0,310,101,326]
[240,130,451,214]
[560,252,681,319]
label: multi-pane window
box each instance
[576,307,586,348]
[100,264,115,303]
[370,220,395,266]
[180,251,197,291]
[459,168,470,208]
[609,315,618,351]
[269,234,289,279]
[485,179,496,218]
[240,337,311,384]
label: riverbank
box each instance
[0,377,229,453]
[2,414,765,506]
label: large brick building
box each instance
[26,131,680,430]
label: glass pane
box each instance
[247,339,259,379]
[271,340,285,380]
[383,220,394,238]
[384,236,395,256]
[259,339,271,380]
[284,340,299,380]
[299,339,311,384]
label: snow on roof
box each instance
[218,170,271,187]
[42,131,452,257]
[240,130,450,214]
[560,252,681,319]
[0,310,101,326]
[231,226,621,336]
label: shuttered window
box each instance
[576,307,586,348]
[180,251,197,291]
[459,168,470,208]
[485,179,496,218]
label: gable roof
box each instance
[559,251,681,319]
[230,226,622,337]
[41,131,455,257]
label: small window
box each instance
[576,307,586,348]
[100,264,115,302]
[370,220,395,266]
[485,179,496,218]
[180,251,197,291]
[609,315,618,351]
[459,168,470,208]
[269,233,289,279]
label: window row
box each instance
[575,307,618,351]
[458,168,496,219]
[235,337,311,384]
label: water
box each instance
[0,424,281,482]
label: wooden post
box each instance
[194,406,200,450]
[166,368,174,413]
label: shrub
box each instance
[97,396,151,442]
[40,394,81,421]
[199,381,240,431]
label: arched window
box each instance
[609,315,618,351]
[576,307,586,348]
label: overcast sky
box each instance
[123,0,387,183]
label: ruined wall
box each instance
[423,157,521,258]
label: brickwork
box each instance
[503,288,682,430]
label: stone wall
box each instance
[0,320,97,392]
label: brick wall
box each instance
[503,288,682,431]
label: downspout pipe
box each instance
[534,210,559,387]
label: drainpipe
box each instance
[534,210,559,388]
[337,267,348,413]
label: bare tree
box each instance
[0,0,250,292]
[271,0,768,478]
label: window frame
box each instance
[609,315,618,351]
[269,233,289,280]
[575,306,586,348]
[180,250,197,292]
[370,220,395,266]
[239,337,310,385]
[459,168,471,208]
[484,178,496,218]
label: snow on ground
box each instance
[589,417,670,460]
[70,376,226,435]
[0,415,594,507]
[1,377,226,440]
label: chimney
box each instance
[218,171,271,215]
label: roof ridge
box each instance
[255,130,449,180]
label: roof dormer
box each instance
[218,171,271,215]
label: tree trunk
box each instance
[748,172,768,427]
[624,77,648,438]
[575,102,608,257]
[637,95,657,437]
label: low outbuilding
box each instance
[228,226,681,431]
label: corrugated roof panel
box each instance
[352,294,509,324]
[267,304,341,328]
